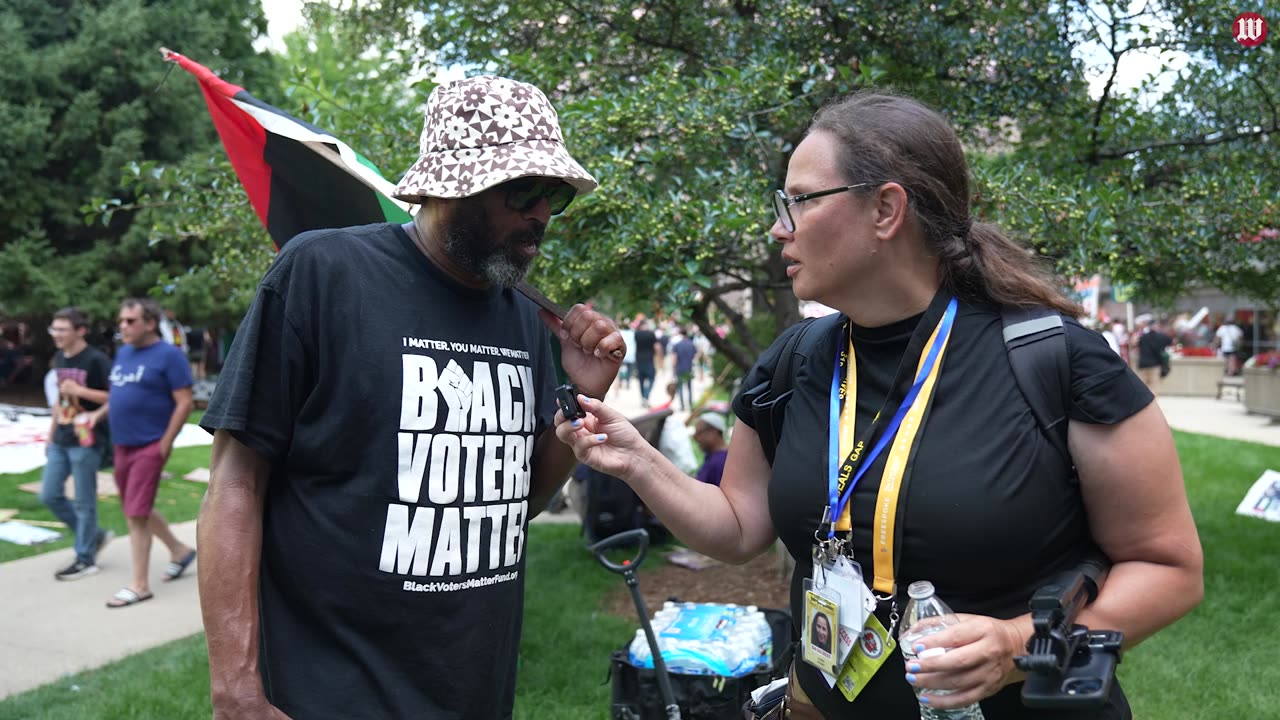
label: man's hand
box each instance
[158,438,174,462]
[538,305,625,398]
[59,379,82,398]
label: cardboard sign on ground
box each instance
[17,472,174,499]
[0,521,61,545]
[666,547,722,571]
[1236,469,1280,522]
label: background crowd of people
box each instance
[13,300,200,609]
[0,311,223,398]
[1085,311,1274,397]
[614,314,719,408]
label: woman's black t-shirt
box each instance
[732,302,1152,719]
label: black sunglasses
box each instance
[503,177,577,216]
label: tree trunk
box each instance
[763,251,801,336]
[691,293,757,374]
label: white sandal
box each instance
[106,587,153,608]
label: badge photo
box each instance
[802,589,840,676]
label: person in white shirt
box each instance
[1111,322,1130,363]
[1100,326,1122,356]
[1213,320,1244,376]
[619,319,637,390]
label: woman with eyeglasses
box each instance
[555,90,1201,719]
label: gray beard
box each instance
[442,231,531,288]
[432,203,539,288]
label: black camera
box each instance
[1015,565,1124,709]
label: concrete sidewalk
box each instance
[1,378,1273,702]
[0,521,203,700]
[1156,395,1280,446]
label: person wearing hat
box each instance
[197,76,623,720]
[693,412,729,486]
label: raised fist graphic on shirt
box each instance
[438,359,474,432]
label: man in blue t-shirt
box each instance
[94,298,196,609]
[671,330,699,410]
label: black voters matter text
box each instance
[380,346,539,584]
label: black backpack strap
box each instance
[752,318,815,466]
[1003,309,1116,581]
[1001,306,1074,474]
[751,315,840,465]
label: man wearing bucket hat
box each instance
[198,76,623,720]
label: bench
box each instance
[1217,375,1245,401]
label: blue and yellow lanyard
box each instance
[826,298,957,594]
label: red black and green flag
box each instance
[161,48,413,249]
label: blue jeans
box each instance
[636,364,656,401]
[677,372,694,410]
[40,443,102,564]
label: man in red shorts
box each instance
[98,298,197,608]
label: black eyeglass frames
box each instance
[771,183,873,232]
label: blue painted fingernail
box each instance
[920,696,931,705]
[914,644,925,653]
[909,663,920,673]
[905,673,917,684]
[596,434,606,441]
[571,419,581,428]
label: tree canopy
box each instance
[337,0,1278,369]
[6,1,1275,375]
[0,0,272,326]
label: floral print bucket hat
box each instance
[393,75,598,203]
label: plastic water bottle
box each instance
[900,581,985,720]
[628,602,774,677]
[629,629,652,666]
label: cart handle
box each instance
[588,528,650,574]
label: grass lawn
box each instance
[1,430,1278,718]
[1116,431,1280,719]
[0,430,211,564]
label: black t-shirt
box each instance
[52,346,111,449]
[733,303,1151,719]
[201,223,559,720]
[634,329,658,367]
[1137,330,1173,368]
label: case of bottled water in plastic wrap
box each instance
[609,601,793,720]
